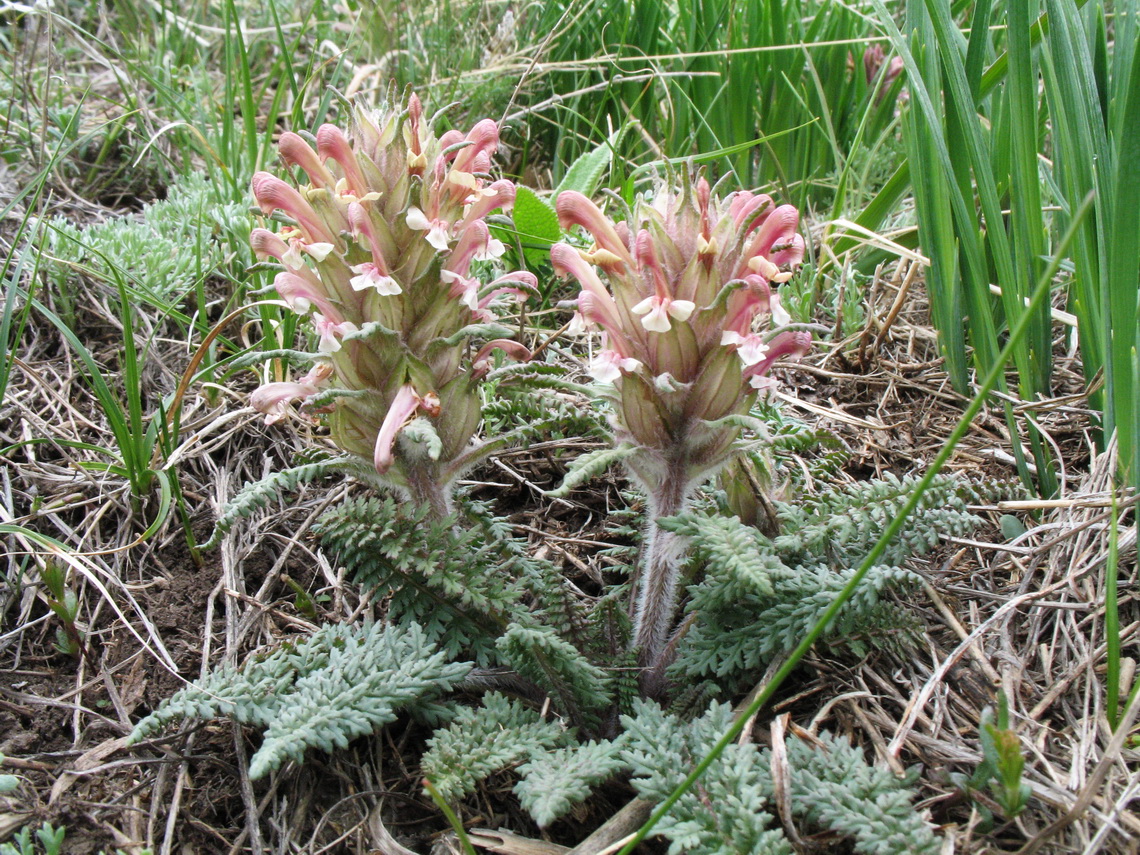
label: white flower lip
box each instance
[588,351,641,384]
[632,296,695,333]
[349,263,402,296]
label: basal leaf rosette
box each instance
[551,178,809,666]
[248,94,535,517]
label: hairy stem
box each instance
[632,451,692,672]
[405,463,454,521]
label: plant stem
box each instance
[406,463,454,521]
[633,451,692,671]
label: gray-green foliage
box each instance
[0,823,65,855]
[664,474,1019,690]
[774,472,1016,564]
[514,738,629,828]
[204,456,359,547]
[663,513,923,688]
[40,171,248,301]
[496,622,612,724]
[421,692,573,802]
[621,700,939,855]
[129,622,470,779]
[788,731,941,855]
[622,700,791,855]
[314,495,609,728]
[313,496,525,665]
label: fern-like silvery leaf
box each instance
[661,513,791,597]
[249,623,469,778]
[497,623,613,723]
[622,700,792,855]
[204,457,355,547]
[131,623,469,781]
[515,739,628,827]
[547,444,635,497]
[421,692,573,802]
[622,700,939,855]
[787,731,940,855]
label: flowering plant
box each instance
[248,95,534,518]
[552,176,809,669]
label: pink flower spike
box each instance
[350,263,402,295]
[406,207,451,251]
[251,172,335,244]
[373,385,426,474]
[316,124,369,199]
[589,350,642,384]
[278,132,335,187]
[720,330,770,367]
[555,192,633,265]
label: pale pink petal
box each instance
[373,385,424,474]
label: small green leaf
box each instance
[553,126,625,199]
[1000,514,1027,540]
[512,186,561,267]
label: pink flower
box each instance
[316,124,369,198]
[406,206,451,250]
[472,339,532,375]
[373,385,437,474]
[250,363,333,424]
[349,263,402,295]
[556,192,633,267]
[720,330,770,367]
[630,295,696,333]
[281,238,335,268]
[251,172,335,245]
[589,350,642,384]
[278,132,334,188]
[273,271,338,317]
[312,314,359,353]
[743,330,812,381]
[440,270,480,310]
